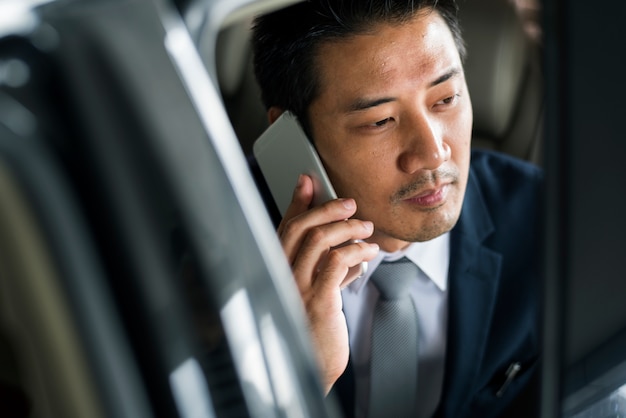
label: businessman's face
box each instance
[308,9,472,252]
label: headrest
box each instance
[216,18,253,96]
[460,0,529,140]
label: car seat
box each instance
[215,0,544,166]
[459,0,544,164]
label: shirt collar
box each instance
[347,232,450,293]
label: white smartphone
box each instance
[253,111,367,278]
[253,111,336,216]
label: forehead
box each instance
[312,11,461,105]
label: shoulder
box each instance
[462,149,544,251]
[470,148,543,187]
[469,149,543,210]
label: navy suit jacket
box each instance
[331,150,544,418]
[251,149,544,418]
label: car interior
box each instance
[1,0,626,417]
[0,1,334,417]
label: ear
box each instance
[267,106,284,124]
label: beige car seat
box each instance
[216,0,544,165]
[459,0,544,164]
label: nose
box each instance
[398,112,451,173]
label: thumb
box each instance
[277,174,314,234]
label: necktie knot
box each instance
[370,257,418,300]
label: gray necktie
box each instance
[368,257,419,418]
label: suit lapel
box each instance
[437,169,503,417]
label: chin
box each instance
[401,213,460,243]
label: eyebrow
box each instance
[344,67,462,112]
[430,67,461,87]
[347,97,395,112]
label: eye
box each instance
[436,94,460,106]
[373,117,392,127]
[356,116,395,135]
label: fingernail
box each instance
[369,243,380,252]
[363,221,374,232]
[341,198,356,210]
[296,174,305,188]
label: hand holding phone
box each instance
[253,111,368,279]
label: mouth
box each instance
[393,167,458,209]
[402,183,451,208]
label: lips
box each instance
[392,167,459,208]
[403,183,450,207]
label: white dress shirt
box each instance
[341,232,450,418]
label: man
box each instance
[250,1,543,417]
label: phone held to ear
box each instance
[253,111,368,279]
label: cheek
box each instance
[322,148,392,200]
[323,154,367,195]
[445,109,473,158]
[458,100,474,145]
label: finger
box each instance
[277,174,313,237]
[311,240,380,295]
[280,198,359,265]
[292,219,375,290]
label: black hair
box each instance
[251,0,466,136]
